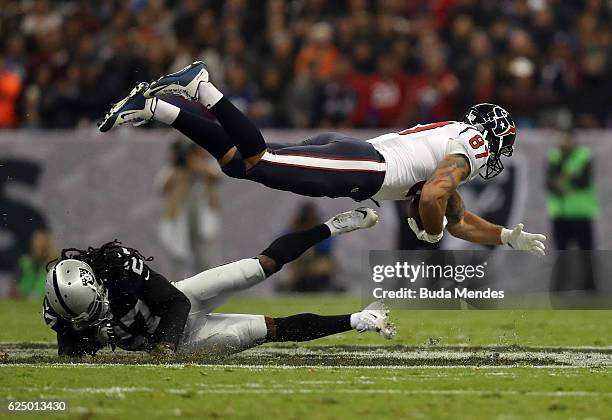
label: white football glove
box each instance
[407,217,448,243]
[501,223,547,257]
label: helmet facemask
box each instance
[70,286,110,331]
[479,129,515,179]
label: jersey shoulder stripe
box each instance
[398,121,455,135]
[458,124,481,136]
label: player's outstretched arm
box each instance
[418,154,471,240]
[446,210,504,245]
[447,210,547,257]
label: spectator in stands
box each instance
[295,22,338,81]
[12,229,57,299]
[156,139,222,280]
[409,47,460,123]
[284,62,320,128]
[352,53,410,127]
[0,0,610,129]
[250,65,287,127]
[0,57,22,128]
[223,60,258,116]
[316,55,358,128]
[266,32,295,89]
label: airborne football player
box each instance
[99,62,545,257]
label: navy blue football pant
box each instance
[222,133,386,201]
[165,98,385,201]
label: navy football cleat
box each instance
[144,61,209,100]
[98,82,155,132]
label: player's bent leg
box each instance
[178,313,268,355]
[163,102,237,161]
[178,301,395,356]
[258,208,378,275]
[174,259,266,314]
[245,135,386,200]
[145,61,267,165]
[174,209,377,315]
[98,81,240,167]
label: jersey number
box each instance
[131,257,144,275]
[469,134,489,159]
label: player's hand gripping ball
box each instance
[407,188,463,230]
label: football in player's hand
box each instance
[408,190,463,229]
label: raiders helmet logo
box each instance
[79,267,95,286]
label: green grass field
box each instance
[1,296,611,419]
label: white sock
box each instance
[198,82,224,109]
[323,221,339,237]
[153,99,180,125]
[349,313,360,329]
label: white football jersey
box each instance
[368,121,489,200]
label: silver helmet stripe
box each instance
[52,268,77,317]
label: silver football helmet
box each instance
[45,259,110,330]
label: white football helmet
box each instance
[45,259,110,330]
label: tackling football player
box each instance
[43,208,395,357]
[99,62,545,256]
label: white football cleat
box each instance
[144,61,209,100]
[353,300,395,339]
[98,82,156,132]
[325,207,378,236]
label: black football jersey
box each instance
[43,246,191,356]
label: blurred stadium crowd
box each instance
[0,0,610,130]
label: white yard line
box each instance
[3,345,612,368]
[3,385,611,398]
[0,363,608,369]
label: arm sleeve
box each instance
[446,127,489,181]
[139,268,191,349]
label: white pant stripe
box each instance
[260,151,386,172]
